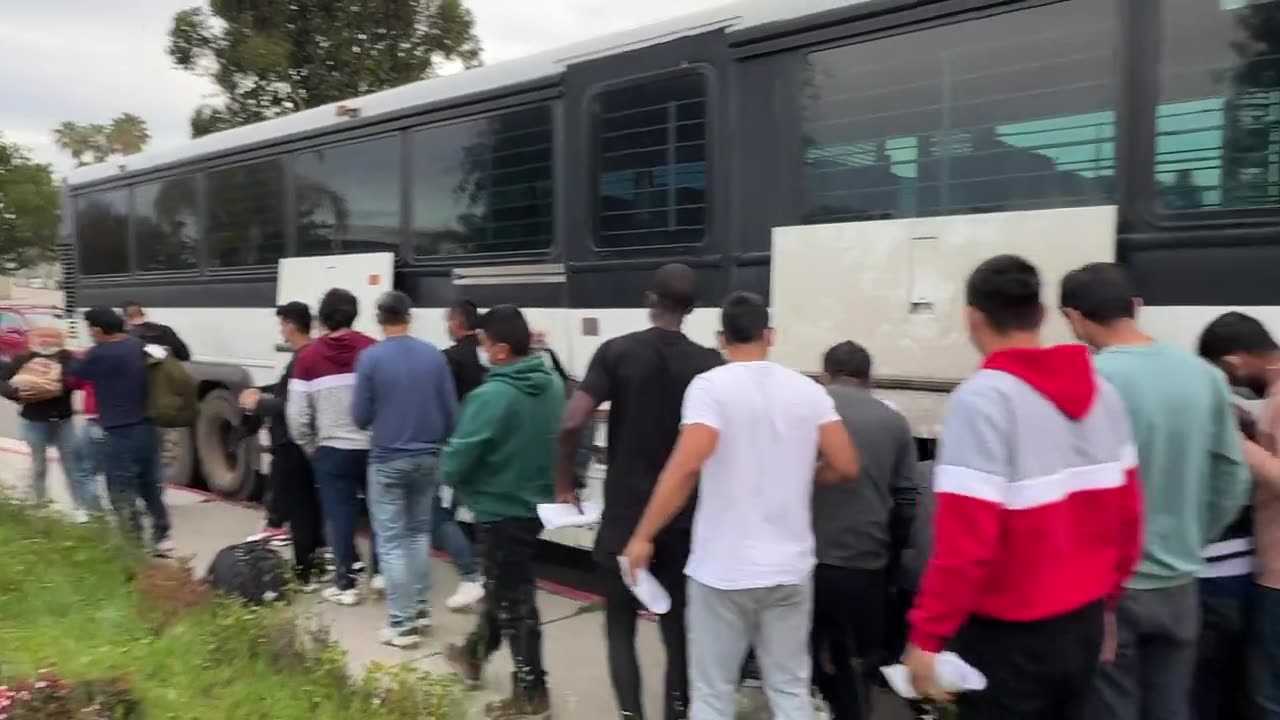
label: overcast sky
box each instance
[1,0,728,177]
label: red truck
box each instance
[0,305,65,363]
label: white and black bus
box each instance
[60,0,1280,545]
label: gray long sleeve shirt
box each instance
[813,383,919,571]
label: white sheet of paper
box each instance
[535,500,603,530]
[616,556,672,615]
[881,652,987,700]
[438,485,454,510]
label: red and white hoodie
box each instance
[285,330,376,453]
[908,345,1143,653]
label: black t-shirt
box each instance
[580,326,723,555]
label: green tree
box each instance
[168,0,483,137]
[53,114,151,167]
[0,136,59,268]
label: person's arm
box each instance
[815,389,859,483]
[1207,374,1252,540]
[557,344,610,501]
[165,326,191,362]
[889,424,921,556]
[907,386,1010,654]
[285,357,316,453]
[351,353,375,431]
[0,353,22,401]
[441,386,502,494]
[438,354,459,436]
[1107,394,1144,610]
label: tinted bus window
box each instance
[134,176,199,272]
[411,106,552,257]
[595,73,708,249]
[1156,0,1280,211]
[294,135,401,256]
[802,0,1117,224]
[76,189,129,276]
[206,159,286,268]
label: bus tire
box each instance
[159,427,196,487]
[195,388,258,500]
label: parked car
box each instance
[0,305,65,362]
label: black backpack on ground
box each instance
[205,540,290,605]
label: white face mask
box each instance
[477,348,491,368]
[33,345,62,356]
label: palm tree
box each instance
[52,122,99,167]
[106,114,150,157]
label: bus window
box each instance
[410,105,553,257]
[134,175,199,272]
[76,188,130,276]
[595,72,708,250]
[206,159,286,269]
[801,0,1117,224]
[294,134,402,256]
[1155,0,1280,211]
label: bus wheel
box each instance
[159,427,196,487]
[195,388,258,500]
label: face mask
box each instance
[33,345,62,356]
[477,348,490,368]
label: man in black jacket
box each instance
[443,299,486,399]
[122,301,191,361]
[239,302,325,589]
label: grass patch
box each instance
[0,500,464,719]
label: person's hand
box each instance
[17,388,41,403]
[556,487,581,509]
[1100,609,1119,663]
[904,644,951,702]
[620,537,654,587]
[238,388,261,412]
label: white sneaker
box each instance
[416,608,433,629]
[71,510,90,525]
[379,625,422,649]
[152,538,176,558]
[321,586,361,606]
[370,574,386,594]
[297,581,321,594]
[445,580,486,611]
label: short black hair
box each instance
[449,299,480,331]
[651,263,697,314]
[317,288,358,331]
[121,301,143,316]
[721,291,769,345]
[377,291,412,326]
[480,304,531,356]
[966,254,1043,333]
[1060,262,1137,324]
[276,301,312,333]
[85,306,124,334]
[1199,311,1280,362]
[824,341,872,381]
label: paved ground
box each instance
[0,404,913,719]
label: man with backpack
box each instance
[69,307,174,556]
[557,263,722,720]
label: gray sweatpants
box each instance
[687,575,814,720]
[1090,582,1200,720]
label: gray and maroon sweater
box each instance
[286,331,376,453]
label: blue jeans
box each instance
[433,490,479,581]
[312,446,372,591]
[1258,585,1280,719]
[104,421,169,544]
[22,417,99,512]
[368,453,438,629]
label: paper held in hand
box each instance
[535,500,603,530]
[880,652,988,700]
[616,555,672,615]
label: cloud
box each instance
[2,0,727,177]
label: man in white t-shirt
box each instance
[622,291,860,720]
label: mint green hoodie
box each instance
[441,355,563,522]
[1095,344,1250,589]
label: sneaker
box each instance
[297,580,322,594]
[415,607,433,629]
[71,510,90,525]
[379,625,422,649]
[352,560,367,574]
[245,526,290,545]
[320,586,361,606]
[445,580,486,611]
[444,643,483,688]
[152,537,176,558]
[370,574,386,594]
[483,691,551,719]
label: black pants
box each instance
[271,443,324,583]
[811,565,885,720]
[600,529,690,720]
[1195,577,1258,720]
[952,601,1103,720]
[464,518,546,693]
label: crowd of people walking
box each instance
[8,253,1280,720]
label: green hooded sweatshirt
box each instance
[441,354,564,522]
